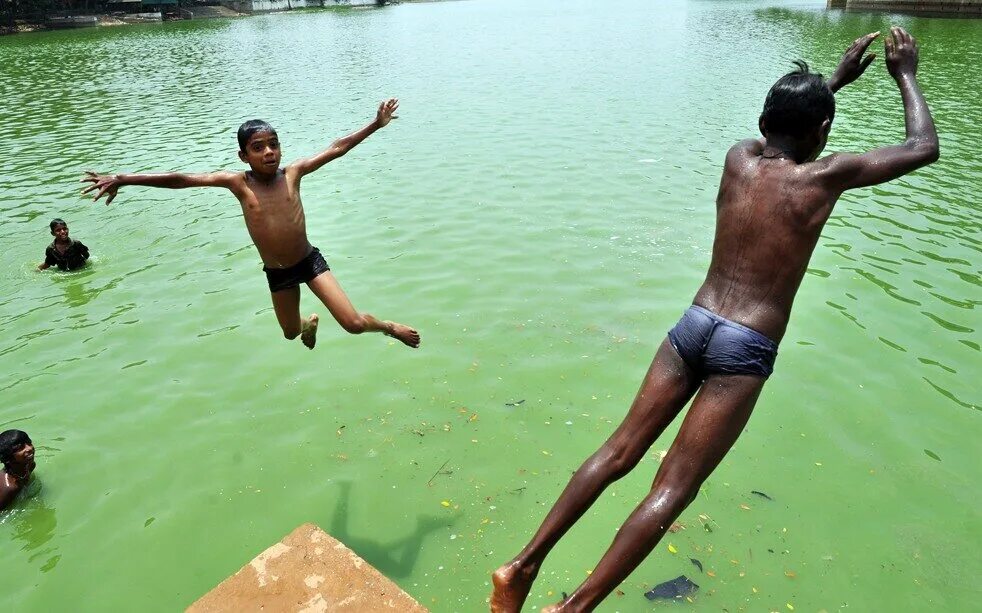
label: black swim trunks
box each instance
[667,305,779,379]
[263,247,330,292]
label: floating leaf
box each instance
[668,543,678,554]
[924,449,941,461]
[751,490,773,501]
[440,500,450,507]
[690,558,703,572]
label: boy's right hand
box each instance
[885,26,918,80]
[81,171,121,204]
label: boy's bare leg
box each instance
[271,287,319,349]
[490,340,700,613]
[542,375,765,613]
[306,271,420,348]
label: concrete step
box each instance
[187,523,429,612]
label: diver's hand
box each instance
[885,26,919,80]
[375,98,399,128]
[81,171,121,205]
[828,31,879,93]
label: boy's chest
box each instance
[239,191,305,225]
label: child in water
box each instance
[38,218,89,271]
[0,430,36,511]
[492,28,938,612]
[82,100,419,350]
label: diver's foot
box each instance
[491,560,538,613]
[301,314,319,349]
[385,322,420,348]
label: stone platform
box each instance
[187,523,429,612]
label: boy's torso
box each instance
[46,239,87,270]
[693,141,841,342]
[235,169,313,269]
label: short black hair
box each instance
[0,430,31,465]
[50,218,67,232]
[760,61,835,138]
[237,119,277,152]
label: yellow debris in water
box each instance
[440,501,450,507]
[668,543,678,554]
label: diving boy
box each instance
[0,430,36,511]
[492,28,938,612]
[81,99,419,350]
[38,218,90,271]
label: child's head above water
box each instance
[49,218,69,240]
[0,429,33,469]
[237,119,281,176]
[759,61,836,161]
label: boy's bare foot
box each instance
[384,322,420,348]
[491,561,538,613]
[301,314,319,349]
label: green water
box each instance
[1,1,979,610]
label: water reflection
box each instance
[328,481,454,579]
[1,480,61,573]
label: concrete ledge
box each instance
[187,523,429,612]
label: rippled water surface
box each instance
[1,1,979,610]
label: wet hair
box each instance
[49,218,67,232]
[237,119,277,152]
[760,61,835,139]
[0,430,31,466]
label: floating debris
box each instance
[690,558,703,572]
[505,399,526,406]
[644,575,699,600]
[924,449,941,461]
[751,490,773,501]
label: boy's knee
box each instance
[599,441,645,478]
[341,315,367,335]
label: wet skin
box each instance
[81,99,420,349]
[0,442,36,511]
[492,27,938,612]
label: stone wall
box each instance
[222,0,378,14]
[829,0,982,17]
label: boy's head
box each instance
[49,218,69,240]
[237,119,281,176]
[0,430,33,468]
[759,61,835,161]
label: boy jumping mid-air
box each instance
[82,99,420,350]
[492,28,937,612]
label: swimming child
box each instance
[0,430,36,511]
[38,218,90,272]
[81,99,419,350]
[492,27,938,612]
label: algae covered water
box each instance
[1,1,979,610]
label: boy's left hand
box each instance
[376,98,399,128]
[828,31,879,92]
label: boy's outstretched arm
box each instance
[819,27,939,192]
[81,170,243,204]
[289,99,399,178]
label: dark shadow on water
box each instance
[328,481,455,579]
